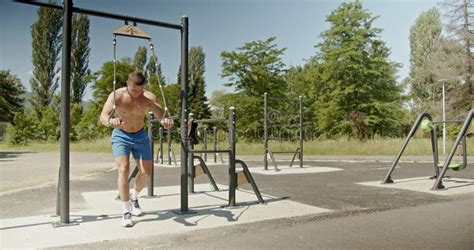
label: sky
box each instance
[0,0,440,101]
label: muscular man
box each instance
[100,71,173,227]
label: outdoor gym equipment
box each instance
[263,92,304,171]
[17,0,191,223]
[154,118,225,165]
[382,110,472,190]
[187,108,264,205]
[125,108,264,206]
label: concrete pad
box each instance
[0,184,330,248]
[249,165,342,175]
[358,177,474,196]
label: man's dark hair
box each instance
[128,71,147,85]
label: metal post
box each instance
[147,112,154,196]
[57,0,73,224]
[179,16,189,213]
[213,126,217,163]
[159,127,163,164]
[228,107,237,207]
[203,128,208,161]
[442,82,446,156]
[264,92,268,170]
[167,128,172,165]
[299,95,304,168]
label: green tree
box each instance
[29,2,62,118]
[71,14,92,105]
[407,8,443,115]
[133,46,147,73]
[0,70,25,123]
[148,54,167,111]
[147,54,165,84]
[91,60,135,107]
[313,1,404,140]
[175,46,211,119]
[441,0,473,110]
[188,46,210,119]
[221,37,287,98]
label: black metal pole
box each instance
[228,107,237,207]
[158,127,163,163]
[167,128,172,165]
[264,92,268,170]
[203,128,208,161]
[148,112,154,196]
[299,95,303,168]
[180,16,189,213]
[59,0,73,224]
[15,0,182,30]
[213,126,217,163]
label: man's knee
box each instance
[116,163,130,177]
[139,161,153,176]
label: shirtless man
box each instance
[99,71,173,227]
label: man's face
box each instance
[126,81,144,98]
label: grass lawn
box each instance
[1,137,472,156]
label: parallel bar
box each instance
[189,149,231,154]
[267,96,300,102]
[431,120,464,124]
[15,0,182,30]
[193,118,227,124]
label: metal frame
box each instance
[263,92,304,171]
[432,109,473,190]
[16,0,190,223]
[382,110,472,190]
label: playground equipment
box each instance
[263,92,304,171]
[382,110,473,190]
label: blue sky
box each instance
[1,0,439,101]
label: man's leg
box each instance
[115,156,134,227]
[133,159,152,193]
[115,156,131,202]
[130,159,152,216]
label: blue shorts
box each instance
[110,128,152,160]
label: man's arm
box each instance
[146,91,173,129]
[99,92,122,127]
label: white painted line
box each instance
[0,184,330,248]
[358,177,474,196]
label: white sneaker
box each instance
[131,199,143,216]
[121,212,134,227]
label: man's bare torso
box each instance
[114,87,151,133]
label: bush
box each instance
[7,112,37,145]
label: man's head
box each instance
[126,71,146,98]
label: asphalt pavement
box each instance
[0,151,473,249]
